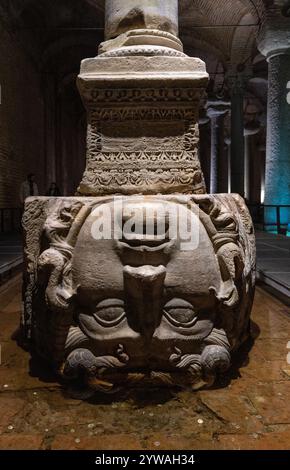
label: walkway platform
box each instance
[0,233,23,284]
[256,231,290,304]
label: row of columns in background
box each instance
[42,4,290,219]
[200,6,290,228]
[199,96,264,203]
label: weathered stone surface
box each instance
[2,279,290,449]
[240,359,289,382]
[21,193,255,393]
[20,0,256,402]
[217,430,290,451]
[0,434,44,451]
[105,0,179,40]
[199,390,264,434]
[258,6,290,59]
[99,29,184,55]
[247,382,290,425]
[255,338,290,362]
[0,396,25,429]
[77,54,208,196]
[144,433,219,450]
[75,0,208,197]
[51,433,144,450]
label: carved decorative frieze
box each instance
[77,84,205,195]
[81,87,204,105]
[21,0,256,398]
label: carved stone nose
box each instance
[123,265,166,341]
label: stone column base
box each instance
[77,53,208,196]
[22,193,255,395]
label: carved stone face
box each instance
[24,194,254,391]
[72,198,223,371]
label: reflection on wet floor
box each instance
[0,276,290,450]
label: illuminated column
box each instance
[258,7,290,226]
[244,123,260,201]
[259,143,266,205]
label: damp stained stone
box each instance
[21,0,256,397]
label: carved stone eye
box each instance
[93,299,126,327]
[163,299,197,327]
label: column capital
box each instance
[258,6,290,60]
[199,108,210,125]
[244,121,260,137]
[206,99,231,119]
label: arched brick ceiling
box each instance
[0,0,272,60]
[0,0,274,103]
[179,0,267,64]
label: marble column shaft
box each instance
[105,0,178,39]
[264,54,290,206]
[230,85,245,196]
[207,112,227,194]
[258,7,290,227]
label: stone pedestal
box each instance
[21,0,256,395]
[77,51,208,196]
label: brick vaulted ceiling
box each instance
[0,1,280,119]
[0,1,271,60]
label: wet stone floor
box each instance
[0,275,290,450]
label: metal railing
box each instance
[247,204,290,235]
[0,208,22,234]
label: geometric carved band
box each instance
[81,87,204,105]
[78,85,206,195]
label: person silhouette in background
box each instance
[46,182,61,197]
[19,173,39,204]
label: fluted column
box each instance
[258,6,290,226]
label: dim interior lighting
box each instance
[282,2,290,17]
[260,186,265,204]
